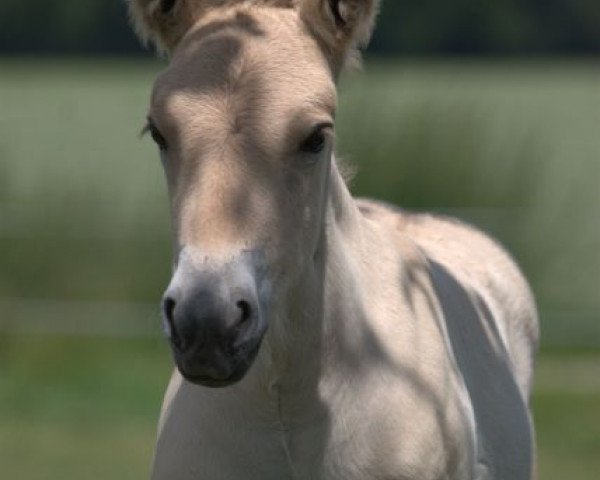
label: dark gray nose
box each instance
[161,269,266,386]
[162,288,253,353]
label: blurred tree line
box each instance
[0,0,598,55]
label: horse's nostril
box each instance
[162,296,184,350]
[236,300,253,326]
[163,297,176,323]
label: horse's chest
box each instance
[272,388,473,480]
[152,404,469,480]
[152,372,474,480]
[316,408,472,480]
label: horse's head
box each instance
[130,0,378,387]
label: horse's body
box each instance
[128,2,538,479]
[152,198,537,480]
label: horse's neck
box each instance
[247,160,368,409]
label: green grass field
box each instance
[0,335,598,479]
[1,58,599,478]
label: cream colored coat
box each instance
[151,174,538,480]
[127,2,539,479]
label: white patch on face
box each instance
[169,246,272,315]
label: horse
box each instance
[128,1,539,478]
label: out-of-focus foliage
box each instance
[1,59,598,346]
[0,0,599,55]
[0,0,139,54]
[372,0,600,54]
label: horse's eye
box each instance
[147,122,168,152]
[300,127,327,154]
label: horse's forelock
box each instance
[129,0,299,55]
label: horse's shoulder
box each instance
[357,198,539,398]
[416,213,538,397]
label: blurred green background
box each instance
[0,1,599,479]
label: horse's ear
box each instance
[129,0,197,54]
[300,0,380,68]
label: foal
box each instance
[129,1,538,479]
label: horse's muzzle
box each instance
[161,254,268,387]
